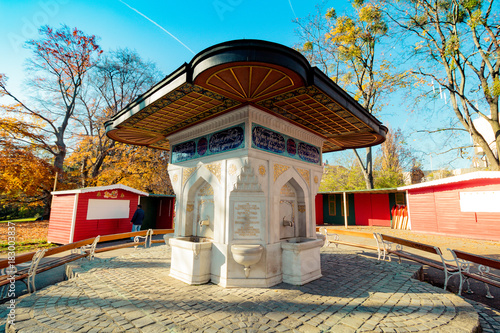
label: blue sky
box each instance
[0,0,472,170]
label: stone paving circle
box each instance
[1,245,486,332]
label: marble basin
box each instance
[231,244,264,278]
[169,236,213,284]
[283,237,317,244]
[176,236,210,243]
[281,237,323,285]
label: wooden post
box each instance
[343,192,348,228]
[53,171,58,191]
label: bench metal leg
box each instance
[484,283,493,299]
[134,229,153,250]
[479,265,493,298]
[444,268,463,294]
[373,233,387,261]
[26,249,46,294]
[445,249,471,295]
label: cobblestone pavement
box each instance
[1,245,485,332]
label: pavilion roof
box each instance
[105,40,387,153]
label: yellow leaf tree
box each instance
[295,1,413,189]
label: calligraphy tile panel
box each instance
[171,124,245,163]
[251,124,320,165]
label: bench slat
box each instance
[381,234,438,254]
[453,250,500,271]
[317,227,374,239]
[95,242,138,253]
[387,250,454,271]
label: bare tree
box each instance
[69,49,163,186]
[382,0,500,170]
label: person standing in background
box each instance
[130,204,145,240]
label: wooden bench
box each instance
[449,249,500,297]
[374,233,461,292]
[95,229,174,251]
[0,236,101,299]
[318,227,378,251]
[0,250,88,298]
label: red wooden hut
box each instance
[316,189,407,227]
[47,184,148,244]
[398,171,500,241]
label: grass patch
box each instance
[0,217,38,223]
[0,240,57,254]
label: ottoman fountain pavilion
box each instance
[105,40,387,287]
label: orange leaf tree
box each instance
[0,25,102,177]
[0,143,55,216]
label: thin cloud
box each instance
[288,0,298,20]
[118,0,195,55]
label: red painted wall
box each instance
[407,188,438,233]
[354,193,371,226]
[47,194,76,244]
[155,197,175,229]
[370,194,391,227]
[408,179,500,241]
[315,194,323,225]
[353,193,391,226]
[73,189,139,242]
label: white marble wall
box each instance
[167,105,324,287]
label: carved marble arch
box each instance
[274,167,309,202]
[182,165,220,197]
[182,169,220,239]
[274,169,309,239]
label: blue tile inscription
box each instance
[171,124,245,163]
[251,124,320,164]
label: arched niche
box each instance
[274,168,309,241]
[180,166,221,239]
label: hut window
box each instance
[328,195,336,216]
[395,193,405,205]
[87,199,130,219]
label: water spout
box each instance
[282,216,294,227]
[199,216,210,226]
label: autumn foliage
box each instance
[0,26,170,219]
[0,145,54,208]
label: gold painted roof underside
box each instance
[107,60,386,153]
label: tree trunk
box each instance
[91,141,115,179]
[53,133,67,176]
[353,147,374,190]
[364,147,374,189]
[80,156,88,187]
[53,150,66,174]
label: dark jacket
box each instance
[131,208,145,225]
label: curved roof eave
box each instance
[105,39,387,152]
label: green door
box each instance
[322,194,355,225]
